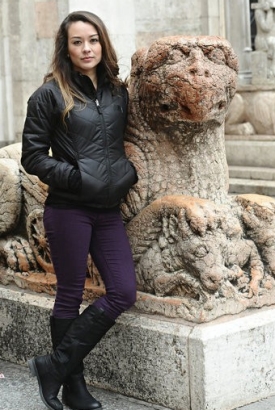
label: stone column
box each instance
[0,0,14,146]
[225,0,252,84]
[201,0,226,37]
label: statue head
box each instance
[129,36,238,131]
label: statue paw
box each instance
[0,235,38,272]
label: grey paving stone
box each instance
[1,359,275,410]
[0,359,170,410]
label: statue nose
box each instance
[187,49,210,77]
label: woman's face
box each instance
[67,21,102,78]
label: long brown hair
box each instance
[44,11,124,121]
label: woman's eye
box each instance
[91,38,99,44]
[73,40,81,45]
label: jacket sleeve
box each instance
[21,87,74,190]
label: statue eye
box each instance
[168,49,190,63]
[207,49,226,65]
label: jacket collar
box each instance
[71,70,108,99]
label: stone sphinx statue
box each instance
[2,35,275,322]
[225,1,275,136]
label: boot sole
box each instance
[64,406,102,410]
[28,358,62,410]
[63,401,102,410]
[63,395,102,410]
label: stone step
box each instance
[229,165,275,181]
[225,139,275,167]
[229,177,275,196]
[225,135,275,142]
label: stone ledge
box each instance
[225,140,275,168]
[229,166,275,181]
[1,285,275,410]
[229,178,275,196]
[225,134,275,141]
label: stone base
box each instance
[1,285,275,410]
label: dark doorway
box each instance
[250,0,257,50]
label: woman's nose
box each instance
[83,42,91,52]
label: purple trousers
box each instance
[43,205,137,321]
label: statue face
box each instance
[132,36,238,131]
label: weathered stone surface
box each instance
[122,35,238,218]
[130,196,263,294]
[236,193,275,277]
[34,1,58,39]
[0,158,21,235]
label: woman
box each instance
[21,10,137,410]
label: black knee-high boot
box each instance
[28,305,115,410]
[50,316,102,410]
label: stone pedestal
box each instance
[251,51,268,85]
[1,285,275,410]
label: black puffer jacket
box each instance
[21,73,137,208]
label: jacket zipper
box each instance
[95,97,111,206]
[95,99,101,114]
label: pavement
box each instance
[1,359,275,410]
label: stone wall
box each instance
[0,0,226,146]
[0,0,68,145]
